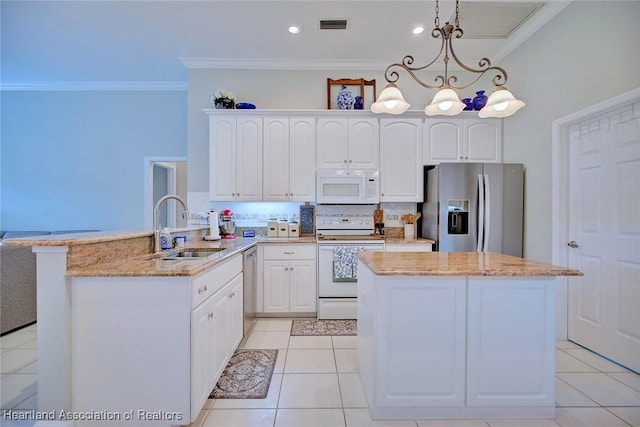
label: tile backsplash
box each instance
[186,192,417,229]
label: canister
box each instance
[288,222,299,237]
[277,221,289,237]
[267,220,278,237]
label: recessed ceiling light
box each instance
[412,25,425,35]
[288,25,301,34]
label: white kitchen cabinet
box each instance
[466,277,555,407]
[262,244,316,313]
[358,268,467,408]
[379,118,423,202]
[263,116,316,201]
[424,118,502,164]
[71,254,244,424]
[317,117,379,169]
[358,264,557,420]
[209,115,262,201]
[191,268,243,419]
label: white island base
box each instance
[357,263,557,420]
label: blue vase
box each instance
[472,91,488,110]
[337,86,354,110]
[462,98,473,111]
[354,96,364,110]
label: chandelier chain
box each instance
[382,0,508,91]
[454,0,460,29]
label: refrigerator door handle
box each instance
[483,173,491,252]
[477,173,485,252]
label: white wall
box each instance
[187,1,640,262]
[1,90,187,231]
[498,1,640,262]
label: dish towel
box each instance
[333,246,365,281]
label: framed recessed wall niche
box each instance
[327,78,376,110]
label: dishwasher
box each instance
[242,246,257,335]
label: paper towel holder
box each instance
[203,210,221,241]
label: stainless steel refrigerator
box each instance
[421,163,524,256]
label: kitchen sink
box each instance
[161,247,226,260]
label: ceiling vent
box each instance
[319,19,348,30]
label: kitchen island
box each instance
[356,251,582,420]
[3,229,315,426]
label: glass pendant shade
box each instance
[371,83,411,114]
[478,87,525,118]
[425,88,466,116]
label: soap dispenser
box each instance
[160,227,173,250]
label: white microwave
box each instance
[316,169,379,204]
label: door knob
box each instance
[567,241,579,248]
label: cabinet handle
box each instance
[284,251,295,255]
[459,156,463,160]
[344,160,348,163]
[348,160,352,163]
[284,267,289,271]
[198,285,207,294]
[208,313,213,319]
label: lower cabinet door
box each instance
[264,261,289,312]
[376,277,466,407]
[228,274,244,350]
[190,298,213,420]
[211,291,230,382]
[466,277,555,407]
[289,260,316,312]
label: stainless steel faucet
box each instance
[153,195,190,252]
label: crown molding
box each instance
[179,57,390,71]
[0,81,187,91]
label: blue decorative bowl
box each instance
[236,102,256,109]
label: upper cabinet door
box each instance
[289,117,316,201]
[423,117,502,164]
[317,118,348,169]
[424,119,463,164]
[380,118,423,202]
[348,118,379,169]
[263,117,291,201]
[464,119,502,163]
[209,116,237,201]
[236,117,263,200]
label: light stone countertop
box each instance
[357,251,583,277]
[3,229,317,277]
[64,236,318,277]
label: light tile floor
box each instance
[1,319,639,427]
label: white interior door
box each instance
[567,102,640,372]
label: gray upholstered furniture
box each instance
[0,230,97,335]
[0,231,49,335]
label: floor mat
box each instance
[290,319,356,336]
[210,349,278,399]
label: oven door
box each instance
[317,242,384,297]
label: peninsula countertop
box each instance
[2,229,316,277]
[357,251,583,277]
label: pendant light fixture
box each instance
[371,0,525,118]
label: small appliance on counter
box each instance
[203,210,221,241]
[219,209,237,239]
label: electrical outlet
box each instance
[386,214,399,220]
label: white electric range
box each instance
[316,213,385,319]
